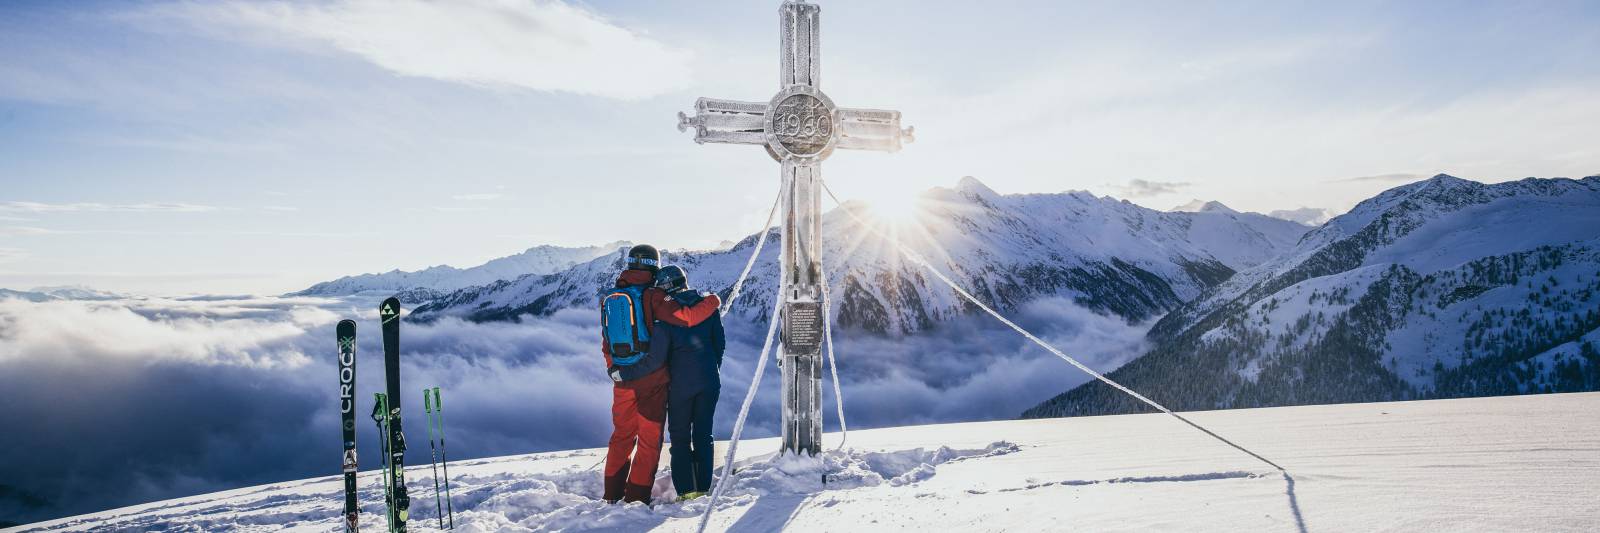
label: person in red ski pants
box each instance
[603,245,721,504]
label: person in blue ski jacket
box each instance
[644,265,725,500]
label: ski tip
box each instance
[379,297,402,324]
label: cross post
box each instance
[676,0,913,456]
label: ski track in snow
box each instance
[7,393,1599,532]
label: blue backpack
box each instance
[600,285,651,365]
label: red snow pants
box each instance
[604,367,669,503]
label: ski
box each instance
[371,394,393,532]
[337,320,360,532]
[424,389,443,529]
[434,387,454,529]
[379,297,410,531]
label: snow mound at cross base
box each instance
[451,442,1019,532]
[9,393,1600,532]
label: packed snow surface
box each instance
[8,393,1597,532]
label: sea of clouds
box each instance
[0,292,1146,525]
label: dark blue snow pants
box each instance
[668,386,719,495]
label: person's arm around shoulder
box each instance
[653,290,721,328]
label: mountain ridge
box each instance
[290,241,630,302]
[406,177,1311,333]
[1025,174,1600,419]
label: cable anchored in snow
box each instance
[820,181,1286,473]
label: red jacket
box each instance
[602,269,721,367]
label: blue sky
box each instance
[2,0,1597,294]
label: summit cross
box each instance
[676,0,913,456]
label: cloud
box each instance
[0,226,54,236]
[0,248,26,264]
[0,292,1149,524]
[0,226,364,238]
[1119,179,1192,198]
[144,0,692,100]
[452,193,504,201]
[0,202,220,213]
[261,205,298,212]
[1327,173,1425,184]
[0,295,622,524]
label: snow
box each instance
[1200,263,1390,378]
[293,242,630,297]
[1366,193,1600,274]
[1153,175,1600,367]
[1526,328,1600,379]
[1383,245,1600,388]
[1168,199,1238,214]
[411,177,1310,332]
[10,392,1597,532]
[0,286,124,302]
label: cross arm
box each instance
[835,107,914,152]
[781,1,821,87]
[677,97,769,145]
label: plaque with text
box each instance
[783,301,823,355]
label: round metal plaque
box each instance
[766,85,838,161]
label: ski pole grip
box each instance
[423,388,432,411]
[433,387,442,410]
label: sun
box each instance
[860,189,925,225]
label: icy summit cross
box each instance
[676,0,913,456]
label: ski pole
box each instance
[424,388,443,529]
[435,387,454,529]
[371,394,393,533]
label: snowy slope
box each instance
[409,178,1309,333]
[1029,174,1600,418]
[292,242,629,302]
[9,392,1596,532]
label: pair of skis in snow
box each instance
[340,297,408,532]
[338,297,453,532]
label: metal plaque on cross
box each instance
[676,0,913,456]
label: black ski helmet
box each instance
[655,265,689,294]
[626,244,660,272]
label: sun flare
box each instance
[861,190,925,225]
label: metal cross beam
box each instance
[676,0,913,457]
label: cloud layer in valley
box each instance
[0,292,1146,525]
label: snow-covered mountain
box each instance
[1171,199,1332,228]
[0,289,55,303]
[292,241,630,303]
[0,286,123,302]
[10,392,1596,532]
[1026,174,1600,418]
[408,177,1310,332]
[1267,207,1334,226]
